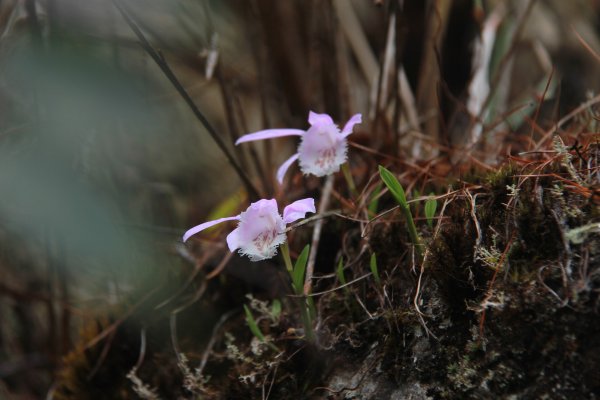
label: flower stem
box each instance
[299,297,315,341]
[280,242,315,342]
[280,242,293,273]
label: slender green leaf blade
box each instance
[378,165,423,258]
[244,305,266,342]
[378,165,408,208]
[307,296,317,321]
[292,245,310,295]
[271,299,281,319]
[368,182,382,217]
[425,194,438,228]
[370,253,381,286]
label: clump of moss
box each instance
[400,158,600,398]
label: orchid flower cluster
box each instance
[183,111,361,262]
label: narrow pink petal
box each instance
[226,227,241,252]
[182,216,240,242]
[283,198,316,224]
[308,111,334,127]
[341,113,362,137]
[235,129,304,145]
[276,153,300,184]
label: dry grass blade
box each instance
[572,25,600,65]
[332,0,377,86]
[416,0,452,141]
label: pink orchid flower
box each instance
[236,111,362,183]
[183,198,316,261]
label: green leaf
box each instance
[378,166,408,209]
[307,296,317,321]
[271,299,281,319]
[244,305,279,351]
[425,194,438,228]
[244,305,266,342]
[378,165,423,258]
[292,245,310,295]
[336,257,347,285]
[368,182,382,217]
[370,253,381,286]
